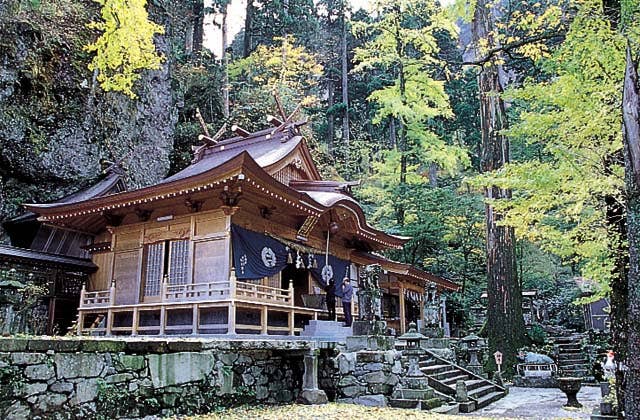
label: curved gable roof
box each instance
[163,126,321,185]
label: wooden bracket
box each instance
[134,208,153,222]
[102,212,124,227]
[185,198,204,213]
[259,206,276,219]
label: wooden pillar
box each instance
[192,304,199,335]
[261,306,268,335]
[288,310,294,336]
[77,311,84,336]
[109,281,116,305]
[79,283,86,308]
[420,292,425,326]
[289,279,294,307]
[399,284,406,334]
[159,306,166,335]
[105,309,113,336]
[228,267,237,335]
[228,302,236,334]
[131,307,139,336]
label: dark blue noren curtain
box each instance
[231,225,289,279]
[310,255,350,297]
[231,224,351,296]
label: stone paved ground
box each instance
[465,385,601,419]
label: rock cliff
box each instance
[0,0,200,239]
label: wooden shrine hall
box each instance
[26,117,458,337]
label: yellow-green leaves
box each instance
[352,0,467,173]
[85,0,165,99]
[471,0,629,287]
[229,36,323,107]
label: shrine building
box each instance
[25,118,458,337]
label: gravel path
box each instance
[190,386,602,419]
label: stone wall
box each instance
[319,348,403,407]
[0,337,307,419]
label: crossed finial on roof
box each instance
[191,92,309,163]
[267,91,308,140]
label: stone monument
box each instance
[346,265,394,352]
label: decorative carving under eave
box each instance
[296,215,319,242]
[220,185,242,216]
[143,227,190,244]
[102,212,124,227]
[135,208,153,222]
[259,206,276,219]
[185,198,204,213]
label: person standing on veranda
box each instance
[342,277,353,327]
[325,278,336,321]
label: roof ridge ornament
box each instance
[270,90,306,142]
[192,120,228,163]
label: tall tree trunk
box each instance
[472,0,526,373]
[341,12,350,146]
[222,4,229,118]
[622,44,640,420]
[389,117,397,149]
[428,162,438,187]
[327,78,335,156]
[243,0,254,57]
[192,0,204,53]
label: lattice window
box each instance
[169,240,190,285]
[143,242,164,297]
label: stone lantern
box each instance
[461,333,484,376]
[399,321,426,377]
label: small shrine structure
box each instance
[25,117,458,336]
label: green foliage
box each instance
[96,379,160,419]
[228,36,323,133]
[0,364,24,412]
[85,0,165,98]
[527,324,547,345]
[352,0,468,174]
[470,0,627,295]
[95,378,256,418]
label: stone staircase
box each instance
[300,320,352,342]
[417,350,507,413]
[554,334,590,379]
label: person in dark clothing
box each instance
[325,278,336,321]
[342,277,353,327]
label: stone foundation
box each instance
[0,337,308,418]
[319,348,403,407]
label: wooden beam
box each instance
[231,124,250,137]
[195,107,211,137]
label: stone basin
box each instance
[557,376,583,408]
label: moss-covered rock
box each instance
[0,0,197,237]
